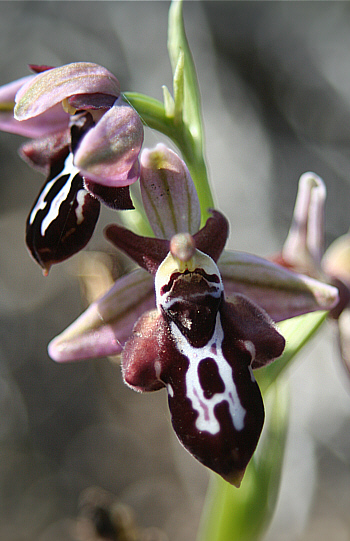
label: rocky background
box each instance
[0,2,350,541]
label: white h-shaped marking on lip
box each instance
[170,313,247,435]
[29,153,82,236]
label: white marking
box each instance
[155,248,224,310]
[75,189,87,225]
[170,313,246,435]
[248,366,256,383]
[243,340,256,361]
[167,384,174,397]
[161,288,222,311]
[154,360,161,379]
[29,153,81,236]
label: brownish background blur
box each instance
[0,2,350,540]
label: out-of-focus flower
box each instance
[76,486,168,541]
[48,145,338,485]
[0,63,144,273]
[273,172,350,373]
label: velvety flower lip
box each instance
[105,211,285,485]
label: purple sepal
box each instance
[0,74,69,137]
[48,269,155,362]
[140,144,201,239]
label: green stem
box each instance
[123,91,214,224]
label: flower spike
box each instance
[46,146,340,485]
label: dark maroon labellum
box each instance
[26,152,100,273]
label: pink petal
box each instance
[15,62,120,121]
[0,75,69,137]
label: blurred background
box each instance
[0,2,350,540]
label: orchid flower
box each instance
[274,172,350,374]
[48,144,338,485]
[0,63,144,273]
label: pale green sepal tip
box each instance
[162,85,175,119]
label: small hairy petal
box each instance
[15,62,120,120]
[73,101,143,187]
[220,295,285,369]
[26,152,100,274]
[140,143,201,239]
[29,65,55,74]
[122,310,168,392]
[19,129,71,174]
[193,210,229,262]
[84,181,134,210]
[105,224,170,275]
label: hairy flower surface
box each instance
[0,63,144,273]
[48,145,339,484]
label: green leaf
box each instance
[257,310,328,394]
